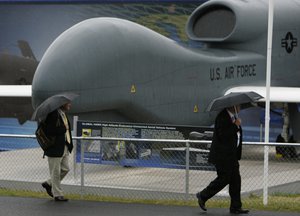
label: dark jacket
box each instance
[208,109,242,167]
[43,110,73,157]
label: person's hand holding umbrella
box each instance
[233,105,242,127]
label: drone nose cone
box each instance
[32,18,113,108]
[31,46,75,108]
[31,17,162,109]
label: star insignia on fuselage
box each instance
[281,32,297,54]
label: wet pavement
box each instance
[0,196,299,216]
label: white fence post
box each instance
[80,138,85,198]
[185,141,190,201]
[73,115,78,183]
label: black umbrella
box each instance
[206,91,263,112]
[31,92,79,122]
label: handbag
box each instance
[35,121,55,151]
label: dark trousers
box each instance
[200,161,242,209]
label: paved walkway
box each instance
[0,196,299,216]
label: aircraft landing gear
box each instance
[275,103,298,159]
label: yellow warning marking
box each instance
[82,129,91,137]
[131,85,136,93]
[194,105,199,113]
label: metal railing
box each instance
[0,133,299,206]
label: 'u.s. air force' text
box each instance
[210,64,256,81]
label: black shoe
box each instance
[196,192,207,211]
[42,182,53,197]
[230,208,249,214]
[54,196,69,202]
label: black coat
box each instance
[208,109,242,167]
[43,110,73,157]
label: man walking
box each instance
[196,105,249,214]
[41,102,73,201]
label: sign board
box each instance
[76,121,215,170]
